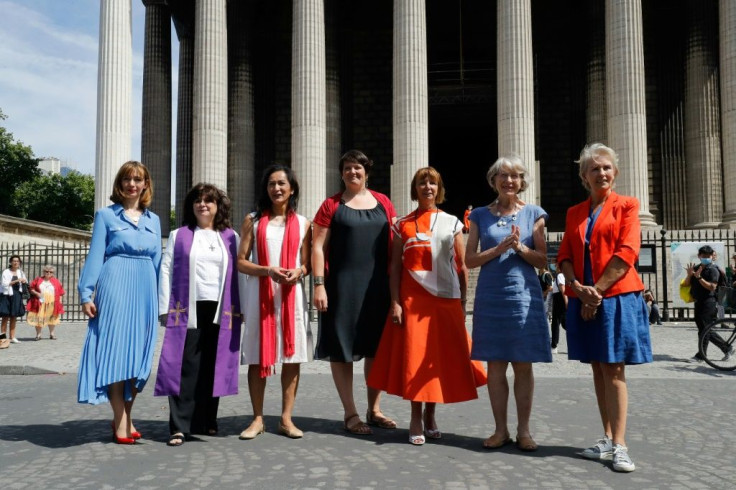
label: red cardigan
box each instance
[557,192,644,298]
[25,276,65,316]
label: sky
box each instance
[0,0,178,176]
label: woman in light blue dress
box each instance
[465,155,551,452]
[78,161,162,445]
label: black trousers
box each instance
[694,298,729,355]
[550,292,566,348]
[169,301,221,436]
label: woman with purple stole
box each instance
[154,183,243,447]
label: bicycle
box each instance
[699,286,736,371]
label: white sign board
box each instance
[670,241,725,308]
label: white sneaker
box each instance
[551,347,558,354]
[722,346,735,362]
[10,338,20,344]
[579,435,613,460]
[612,444,636,472]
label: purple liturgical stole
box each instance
[154,226,242,397]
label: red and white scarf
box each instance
[256,211,299,377]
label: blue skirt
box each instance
[566,292,652,365]
[77,255,158,405]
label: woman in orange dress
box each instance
[368,167,486,445]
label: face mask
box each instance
[549,264,556,272]
[700,258,712,266]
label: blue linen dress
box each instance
[77,204,162,404]
[470,204,552,363]
[566,206,652,365]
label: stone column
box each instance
[392,0,428,215]
[721,0,736,226]
[95,0,132,210]
[497,0,537,205]
[141,0,172,235]
[325,0,342,197]
[228,1,255,228]
[605,0,656,226]
[193,0,228,188]
[174,30,194,226]
[586,0,607,144]
[685,0,722,228]
[292,0,326,219]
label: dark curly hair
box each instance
[254,164,300,219]
[182,183,232,231]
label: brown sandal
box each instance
[516,434,538,452]
[366,409,397,429]
[344,413,372,435]
[483,433,512,449]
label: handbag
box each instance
[20,282,31,301]
[679,279,694,304]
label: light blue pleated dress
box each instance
[470,205,552,363]
[77,204,162,405]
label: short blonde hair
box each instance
[486,154,529,194]
[410,166,446,204]
[109,161,153,208]
[576,143,619,192]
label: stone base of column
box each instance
[690,220,723,229]
[639,211,658,228]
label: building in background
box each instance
[95,0,736,235]
[38,157,61,175]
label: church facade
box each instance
[95,0,736,234]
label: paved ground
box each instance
[1,319,735,489]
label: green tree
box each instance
[13,171,95,230]
[0,109,41,214]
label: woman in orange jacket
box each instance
[557,143,652,473]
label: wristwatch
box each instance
[313,276,325,286]
[566,277,579,287]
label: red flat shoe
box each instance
[112,434,136,445]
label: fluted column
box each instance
[95,0,132,210]
[228,1,255,228]
[325,0,342,197]
[685,0,722,228]
[497,0,537,205]
[141,0,172,235]
[193,0,228,188]
[175,30,194,226]
[586,0,607,144]
[292,0,326,219]
[606,0,656,226]
[721,0,736,226]
[392,0,428,215]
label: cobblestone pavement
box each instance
[1,320,734,489]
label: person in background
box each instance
[154,183,242,447]
[684,245,734,363]
[312,149,397,435]
[77,161,162,445]
[643,290,662,326]
[557,143,652,472]
[238,165,312,440]
[463,205,473,233]
[550,265,567,354]
[26,265,65,340]
[1,255,28,344]
[465,155,552,452]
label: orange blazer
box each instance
[557,192,644,298]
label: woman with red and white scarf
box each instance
[237,165,312,440]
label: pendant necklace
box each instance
[414,209,439,241]
[124,210,141,224]
[200,229,218,251]
[494,200,518,227]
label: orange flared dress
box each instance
[368,209,486,403]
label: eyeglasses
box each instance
[498,173,522,181]
[43,270,53,274]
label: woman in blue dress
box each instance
[78,161,162,445]
[465,155,551,452]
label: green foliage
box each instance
[0,109,41,214]
[13,171,95,230]
[170,207,176,231]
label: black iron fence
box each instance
[4,227,736,322]
[1,241,89,321]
